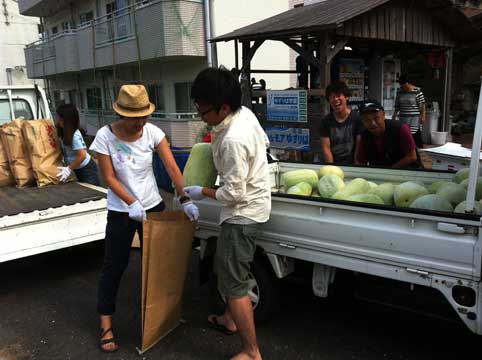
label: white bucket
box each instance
[431,131,447,145]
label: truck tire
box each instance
[209,255,279,325]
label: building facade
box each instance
[0,0,40,85]
[19,0,291,134]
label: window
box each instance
[147,84,165,113]
[0,99,34,124]
[174,82,195,113]
[51,26,58,35]
[62,21,71,32]
[86,88,102,110]
[79,11,94,26]
[106,1,117,16]
[53,90,65,108]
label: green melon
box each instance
[409,194,453,212]
[287,182,312,196]
[317,174,345,198]
[368,182,395,205]
[183,143,217,187]
[436,182,467,206]
[347,194,384,205]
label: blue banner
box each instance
[266,90,307,122]
[264,127,310,151]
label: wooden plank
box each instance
[389,5,397,41]
[362,13,370,38]
[385,7,391,41]
[352,16,362,38]
[406,5,413,43]
[401,5,406,42]
[377,7,385,39]
[344,19,352,37]
[370,11,377,38]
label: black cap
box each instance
[359,100,384,114]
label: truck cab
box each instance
[0,85,51,125]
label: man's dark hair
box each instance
[325,81,351,100]
[398,74,410,85]
[191,67,242,112]
[56,103,80,146]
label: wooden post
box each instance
[443,48,453,133]
[235,39,239,72]
[241,41,252,109]
[319,33,331,115]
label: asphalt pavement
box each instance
[0,241,479,360]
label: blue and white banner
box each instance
[264,127,310,151]
[266,90,307,122]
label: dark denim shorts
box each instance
[74,159,100,186]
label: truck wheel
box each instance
[250,256,279,324]
[210,255,279,325]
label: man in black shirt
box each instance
[320,81,362,164]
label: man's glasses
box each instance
[196,106,214,118]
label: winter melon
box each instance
[281,169,319,190]
[317,174,345,198]
[287,182,312,196]
[183,143,217,187]
[409,194,453,212]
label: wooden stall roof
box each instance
[212,0,481,47]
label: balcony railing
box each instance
[25,0,205,78]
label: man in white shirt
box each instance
[184,67,270,360]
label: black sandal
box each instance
[99,327,119,353]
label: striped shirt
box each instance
[395,87,425,133]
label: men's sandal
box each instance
[207,315,237,336]
[99,327,119,353]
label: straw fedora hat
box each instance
[113,85,155,118]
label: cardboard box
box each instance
[420,142,482,171]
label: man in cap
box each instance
[355,100,422,168]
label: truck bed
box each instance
[0,182,106,218]
[195,162,482,281]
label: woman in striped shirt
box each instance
[394,75,426,148]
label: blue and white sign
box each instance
[264,127,310,151]
[266,90,307,123]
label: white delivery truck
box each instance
[193,84,482,335]
[0,85,107,263]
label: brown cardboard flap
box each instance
[141,211,195,353]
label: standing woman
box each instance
[56,103,100,185]
[89,85,199,353]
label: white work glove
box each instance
[128,200,146,222]
[56,166,72,182]
[182,201,199,221]
[183,186,204,200]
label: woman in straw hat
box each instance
[89,84,199,352]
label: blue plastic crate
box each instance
[153,148,190,193]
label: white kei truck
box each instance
[0,85,107,263]
[193,83,482,335]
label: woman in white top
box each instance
[90,85,198,353]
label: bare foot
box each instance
[207,314,238,334]
[230,350,262,360]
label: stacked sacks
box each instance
[0,119,72,188]
[0,125,15,187]
[23,119,73,187]
[0,119,35,187]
